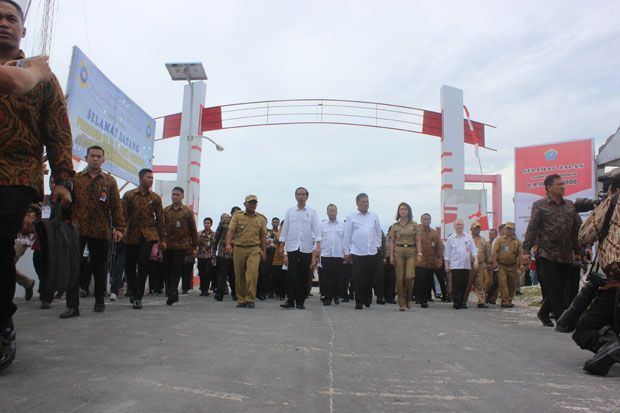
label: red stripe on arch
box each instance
[191,145,202,152]
[190,177,200,183]
[191,161,201,167]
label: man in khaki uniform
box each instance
[492,222,523,308]
[226,195,267,309]
[464,222,491,308]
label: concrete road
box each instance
[1,292,618,412]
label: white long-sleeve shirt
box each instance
[343,210,382,256]
[279,206,321,253]
[444,233,478,270]
[320,219,345,258]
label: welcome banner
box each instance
[66,46,155,185]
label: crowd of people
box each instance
[0,0,618,377]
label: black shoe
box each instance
[129,296,135,304]
[583,327,620,376]
[94,304,105,313]
[376,298,386,305]
[236,303,247,308]
[342,297,350,303]
[0,319,16,372]
[500,303,514,308]
[421,302,429,308]
[59,308,80,319]
[40,301,51,310]
[181,290,188,294]
[25,282,34,301]
[296,304,306,310]
[166,296,178,306]
[257,294,266,301]
[477,303,489,309]
[200,291,208,296]
[267,293,275,299]
[246,302,255,309]
[231,294,237,301]
[364,298,371,308]
[323,300,331,306]
[355,303,363,310]
[133,300,142,309]
[215,294,223,302]
[537,309,554,327]
[461,304,468,309]
[55,291,64,299]
[280,301,295,309]
[453,304,461,309]
[333,297,340,305]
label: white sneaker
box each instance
[110,293,117,302]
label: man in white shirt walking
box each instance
[319,204,345,306]
[444,219,479,309]
[279,187,321,310]
[344,193,382,310]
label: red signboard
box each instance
[515,139,594,197]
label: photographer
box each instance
[572,173,620,376]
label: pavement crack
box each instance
[324,307,336,413]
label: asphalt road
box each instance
[1,291,618,413]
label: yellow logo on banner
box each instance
[78,60,89,89]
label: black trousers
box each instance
[426,268,436,300]
[352,254,378,305]
[67,237,109,308]
[320,257,343,302]
[434,266,448,300]
[271,265,285,298]
[182,260,195,291]
[374,257,385,299]
[163,249,186,297]
[342,262,353,299]
[0,186,35,328]
[573,289,618,353]
[286,250,312,305]
[538,257,572,319]
[197,258,216,292]
[148,260,163,292]
[216,257,235,297]
[415,267,432,304]
[383,263,396,301]
[124,238,155,301]
[451,269,470,308]
[567,264,581,305]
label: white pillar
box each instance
[178,81,206,215]
[440,85,465,238]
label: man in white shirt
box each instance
[319,204,345,306]
[444,219,479,309]
[279,187,321,310]
[344,193,382,310]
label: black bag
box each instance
[40,203,81,295]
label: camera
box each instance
[574,172,618,213]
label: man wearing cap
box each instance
[492,222,524,308]
[225,195,267,309]
[465,222,491,308]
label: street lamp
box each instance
[190,135,224,152]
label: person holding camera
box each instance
[571,173,620,376]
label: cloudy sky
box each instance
[22,0,620,229]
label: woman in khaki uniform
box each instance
[388,202,421,311]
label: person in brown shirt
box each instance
[387,202,420,310]
[60,146,125,318]
[416,213,445,303]
[122,168,166,309]
[523,174,581,325]
[162,186,198,305]
[226,195,267,308]
[0,0,75,373]
[466,222,491,308]
[197,217,217,297]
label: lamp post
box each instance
[165,62,212,215]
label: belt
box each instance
[396,243,415,248]
[234,244,259,248]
